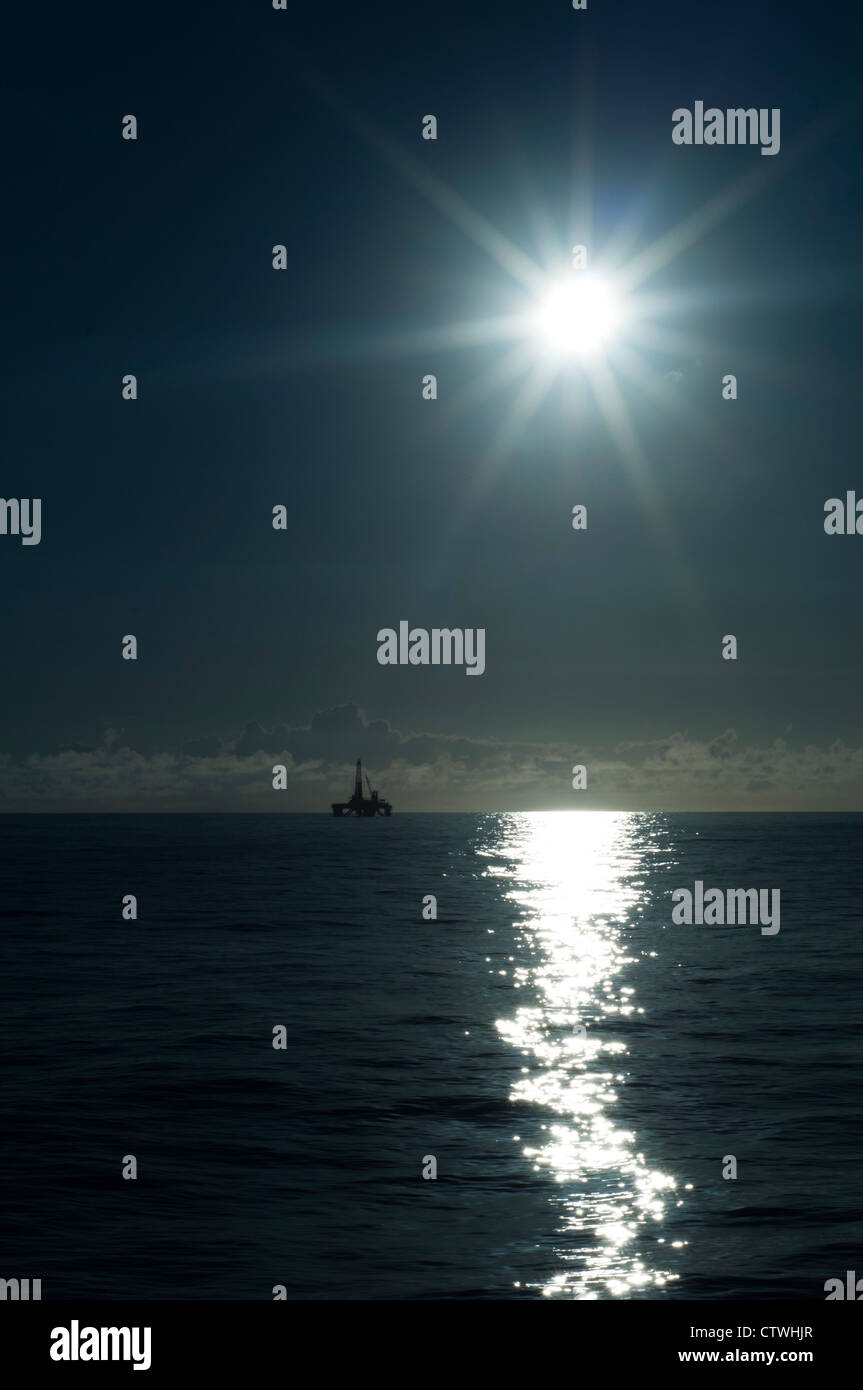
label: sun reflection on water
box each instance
[485,811,680,1298]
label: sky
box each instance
[2,0,862,810]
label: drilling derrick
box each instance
[331,760,392,816]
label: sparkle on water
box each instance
[483,811,681,1298]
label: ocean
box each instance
[1,811,860,1300]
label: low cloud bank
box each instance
[1,704,861,811]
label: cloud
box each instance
[2,703,863,811]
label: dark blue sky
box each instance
[2,0,862,809]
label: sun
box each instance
[534,273,622,357]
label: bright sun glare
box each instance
[534,274,622,357]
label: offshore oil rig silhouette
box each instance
[331,760,392,817]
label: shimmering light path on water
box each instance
[488,813,680,1297]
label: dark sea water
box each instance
[1,812,861,1300]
